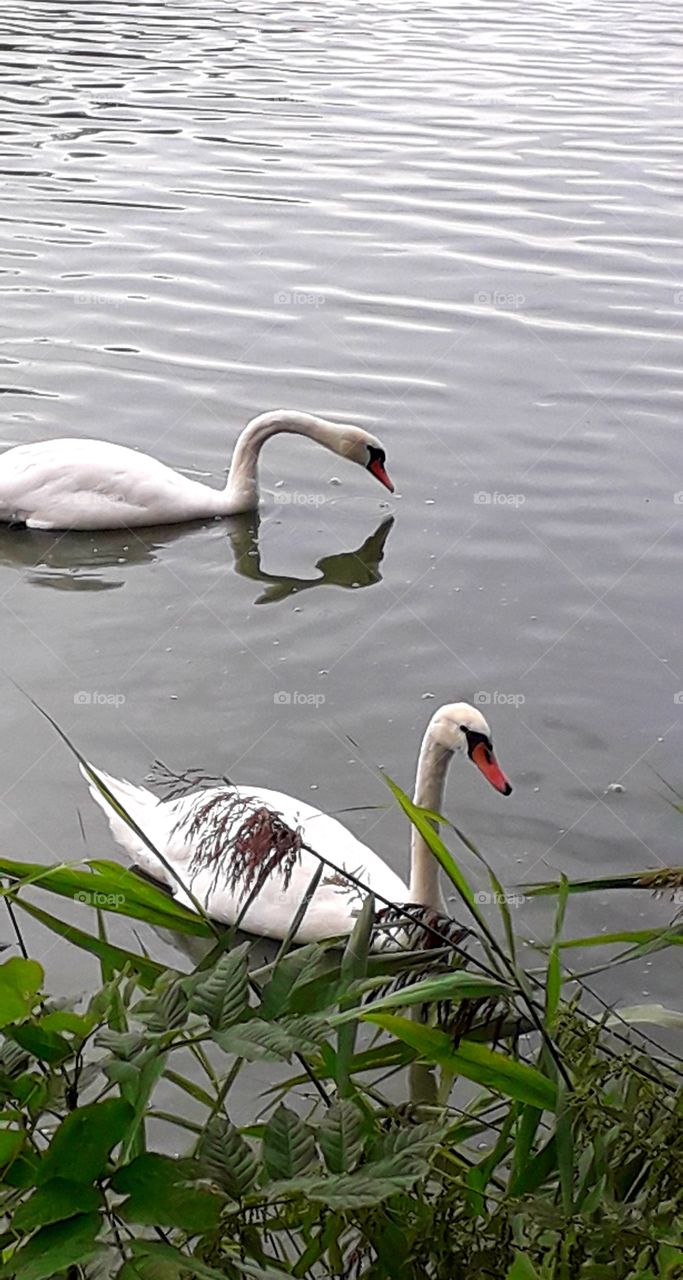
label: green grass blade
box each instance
[328,972,511,1026]
[9,896,167,987]
[363,1013,558,1111]
[336,894,375,1097]
[382,775,478,915]
[0,856,214,938]
[517,868,683,896]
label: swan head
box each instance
[334,427,394,493]
[427,701,513,796]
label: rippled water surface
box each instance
[1,0,682,1034]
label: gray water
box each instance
[1,0,681,1064]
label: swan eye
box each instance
[463,727,493,760]
[366,444,386,469]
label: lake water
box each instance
[1,0,681,1061]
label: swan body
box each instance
[81,703,512,944]
[0,410,394,531]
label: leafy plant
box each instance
[0,766,680,1276]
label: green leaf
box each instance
[11,897,166,987]
[555,1081,574,1214]
[112,1154,221,1232]
[545,874,569,1033]
[0,1212,102,1280]
[336,893,374,1095]
[38,1009,94,1037]
[37,1098,134,1185]
[318,1099,364,1174]
[13,1179,102,1232]
[257,944,333,1019]
[331,971,511,1024]
[188,943,250,1030]
[383,775,477,910]
[213,1016,322,1062]
[128,1240,289,1279]
[262,1104,317,1180]
[163,1068,215,1109]
[371,1122,445,1163]
[508,1135,558,1196]
[363,1014,558,1111]
[135,979,189,1033]
[0,856,213,937]
[197,1115,258,1198]
[0,1127,23,1168]
[128,1241,229,1280]
[517,867,683,896]
[268,1152,430,1210]
[0,958,43,1027]
[557,926,683,950]
[506,1255,541,1280]
[9,1024,72,1065]
[510,1105,543,1196]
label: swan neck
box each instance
[224,411,344,512]
[409,731,451,910]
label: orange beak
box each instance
[471,742,513,796]
[368,458,394,493]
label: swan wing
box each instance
[0,439,213,529]
[82,769,408,942]
[171,786,409,941]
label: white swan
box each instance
[80,703,512,944]
[0,410,394,531]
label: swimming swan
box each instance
[0,409,394,531]
[80,702,512,943]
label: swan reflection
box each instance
[0,513,395,603]
[228,513,395,603]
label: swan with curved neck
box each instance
[80,702,512,943]
[0,410,394,531]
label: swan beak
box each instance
[368,458,394,492]
[471,742,513,796]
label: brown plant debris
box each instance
[172,787,304,904]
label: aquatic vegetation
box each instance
[0,784,680,1277]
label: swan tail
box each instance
[79,762,171,884]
